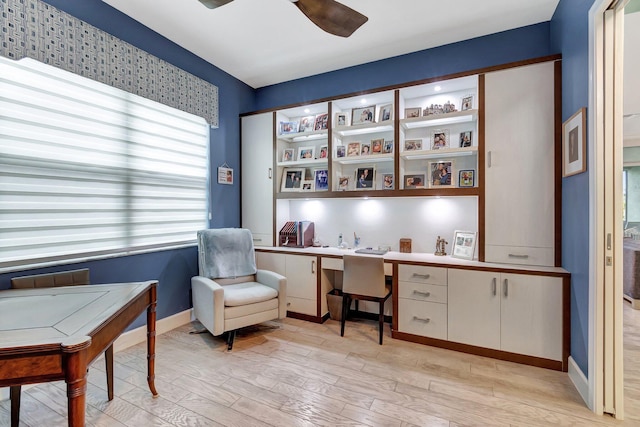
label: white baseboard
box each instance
[569,355,591,410]
[0,309,194,402]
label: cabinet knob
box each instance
[287,302,291,307]
[412,316,430,323]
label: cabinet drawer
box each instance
[322,257,343,270]
[485,245,554,267]
[398,265,447,285]
[286,297,316,316]
[398,281,447,304]
[251,233,273,247]
[398,299,447,340]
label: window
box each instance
[0,57,210,269]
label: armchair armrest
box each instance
[191,276,225,336]
[256,269,287,319]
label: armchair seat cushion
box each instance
[223,282,278,307]
[225,298,279,320]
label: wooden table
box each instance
[0,281,158,426]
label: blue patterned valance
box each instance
[1,0,219,127]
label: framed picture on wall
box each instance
[563,107,587,177]
[461,95,474,111]
[451,230,477,260]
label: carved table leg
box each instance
[147,285,158,397]
[63,338,91,427]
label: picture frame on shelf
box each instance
[335,112,348,127]
[361,143,371,156]
[282,148,294,162]
[403,174,425,189]
[337,176,350,191]
[429,160,454,187]
[383,140,394,153]
[351,105,376,125]
[378,104,393,122]
[382,173,394,190]
[313,168,329,191]
[297,146,315,160]
[562,107,587,177]
[281,168,304,192]
[458,169,475,187]
[404,139,423,151]
[371,138,383,154]
[319,145,328,159]
[356,166,375,189]
[404,107,421,119]
[336,145,346,158]
[461,95,474,111]
[301,180,314,191]
[451,230,477,260]
[459,131,472,148]
[280,121,298,135]
[298,115,315,132]
[314,113,329,131]
[347,142,361,157]
[431,129,450,150]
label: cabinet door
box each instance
[484,62,555,264]
[285,255,317,300]
[500,273,563,361]
[448,269,500,350]
[241,113,274,246]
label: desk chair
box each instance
[341,254,391,345]
[9,268,114,427]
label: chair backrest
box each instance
[11,268,90,289]
[197,228,257,280]
[342,254,387,298]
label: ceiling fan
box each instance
[198,0,368,37]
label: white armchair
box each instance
[191,228,286,350]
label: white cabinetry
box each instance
[241,113,274,246]
[448,268,562,361]
[484,61,556,266]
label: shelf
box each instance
[278,158,328,168]
[333,153,393,165]
[401,146,478,160]
[334,121,393,137]
[401,109,477,130]
[278,129,328,142]
[276,187,479,199]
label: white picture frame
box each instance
[451,230,477,260]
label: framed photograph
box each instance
[458,169,475,187]
[314,169,329,191]
[404,139,423,151]
[298,115,315,132]
[217,166,233,185]
[297,146,315,160]
[379,104,393,122]
[314,113,329,131]
[429,161,454,187]
[337,176,350,191]
[404,107,421,119]
[451,230,477,260]
[383,140,394,153]
[335,112,348,127]
[281,148,294,162]
[403,174,425,189]
[336,145,346,158]
[461,95,474,111]
[382,173,394,190]
[351,105,376,125]
[319,145,328,159]
[459,131,472,148]
[347,142,361,157]
[371,138,383,154]
[279,121,298,134]
[361,143,371,156]
[281,168,304,192]
[563,107,587,177]
[356,166,375,189]
[301,180,314,192]
[431,129,450,150]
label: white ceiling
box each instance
[101,0,561,89]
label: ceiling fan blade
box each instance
[293,0,368,37]
[198,0,234,9]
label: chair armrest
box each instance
[256,269,287,319]
[191,276,225,336]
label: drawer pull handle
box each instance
[412,290,431,297]
[253,238,262,242]
[508,254,529,259]
[503,278,509,297]
[413,316,430,323]
[412,273,430,279]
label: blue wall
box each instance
[551,0,596,378]
[0,0,254,329]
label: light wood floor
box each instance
[2,304,640,426]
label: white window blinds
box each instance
[0,57,210,269]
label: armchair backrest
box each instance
[197,228,257,280]
[343,254,386,298]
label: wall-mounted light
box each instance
[434,85,442,92]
